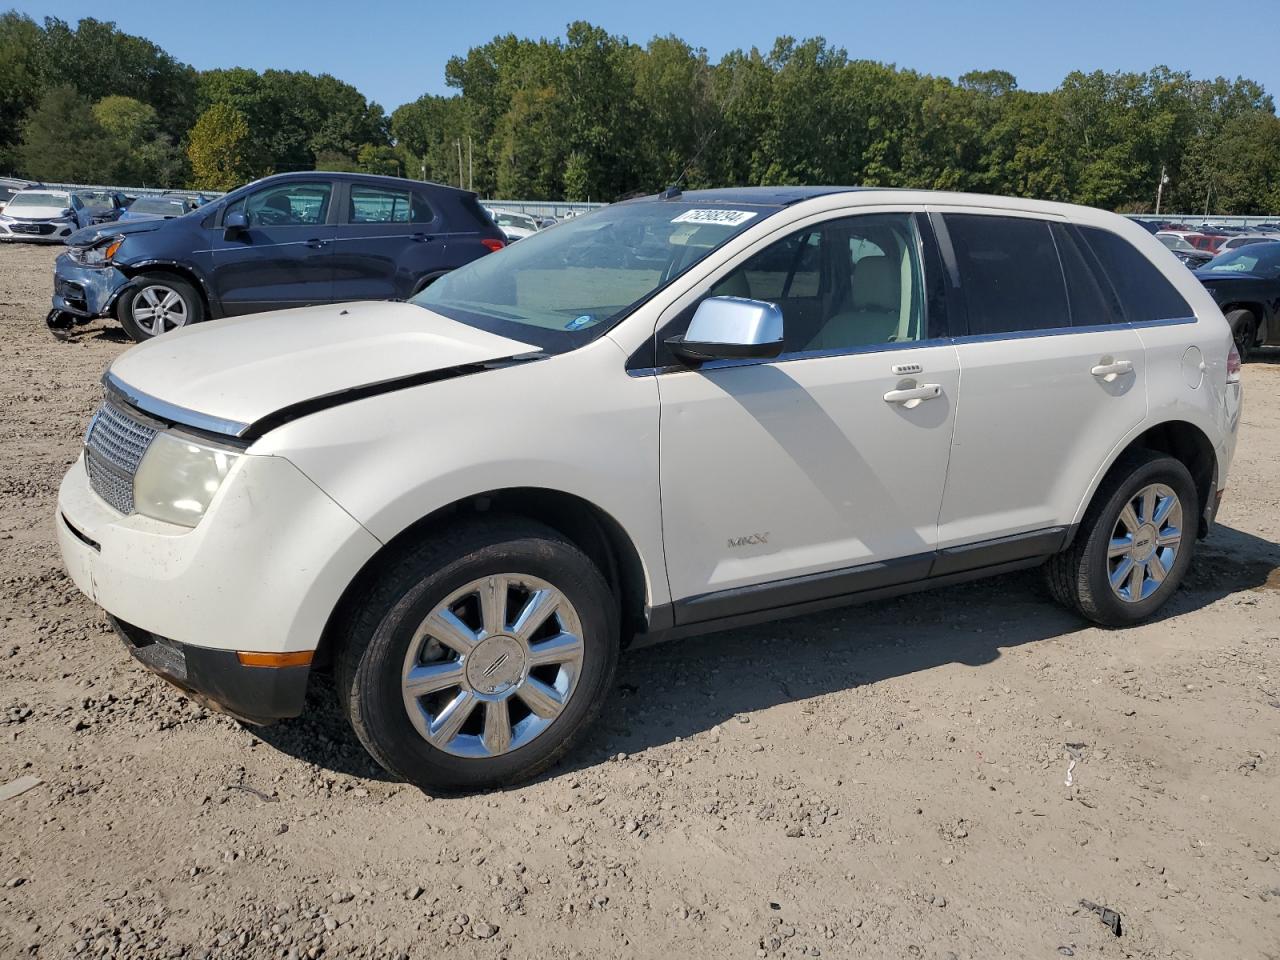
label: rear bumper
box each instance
[51,254,129,318]
[111,616,309,722]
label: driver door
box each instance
[657,211,961,624]
[211,179,338,316]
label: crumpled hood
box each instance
[68,216,166,247]
[107,300,539,436]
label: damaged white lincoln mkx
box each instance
[56,187,1241,792]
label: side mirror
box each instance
[223,210,249,239]
[665,296,784,364]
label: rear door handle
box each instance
[304,238,328,249]
[1091,359,1134,379]
[411,232,434,243]
[883,384,942,404]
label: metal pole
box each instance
[455,141,463,188]
[468,136,473,191]
[1155,163,1166,216]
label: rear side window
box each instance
[1081,226,1193,323]
[944,214,1070,334]
[348,185,434,224]
[1051,224,1122,326]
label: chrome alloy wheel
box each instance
[400,574,585,758]
[1107,483,1183,603]
[132,284,189,336]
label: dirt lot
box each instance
[1,241,1278,960]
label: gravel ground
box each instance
[1,241,1278,960]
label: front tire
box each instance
[118,273,203,342]
[1046,450,1198,626]
[337,518,619,793]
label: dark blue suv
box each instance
[49,172,507,341]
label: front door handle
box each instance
[883,384,942,405]
[1091,359,1134,380]
[411,232,434,243]
[304,238,328,249]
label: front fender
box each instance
[248,341,669,609]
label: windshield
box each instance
[8,192,68,209]
[1201,242,1280,276]
[129,198,187,215]
[77,192,114,211]
[412,200,778,351]
[1158,234,1193,252]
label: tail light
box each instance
[481,238,505,253]
[1226,342,1242,383]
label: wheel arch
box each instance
[114,261,214,320]
[409,269,450,297]
[1219,301,1266,345]
[1071,419,1218,545]
[314,486,652,669]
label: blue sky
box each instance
[12,0,1276,112]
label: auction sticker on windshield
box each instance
[670,209,758,226]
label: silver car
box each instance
[0,188,92,243]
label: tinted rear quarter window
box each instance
[945,214,1070,334]
[1081,226,1193,324]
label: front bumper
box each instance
[56,453,383,717]
[111,617,309,722]
[0,218,76,242]
[51,253,130,319]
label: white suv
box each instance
[56,188,1243,792]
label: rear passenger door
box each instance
[934,212,1147,555]
[330,181,445,303]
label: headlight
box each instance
[74,237,124,266]
[133,432,240,528]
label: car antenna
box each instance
[658,184,682,200]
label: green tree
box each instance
[91,95,183,185]
[187,103,253,191]
[0,12,45,171]
[356,143,400,176]
[38,16,197,140]
[17,85,115,182]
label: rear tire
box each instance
[1046,450,1198,626]
[1225,308,1258,362]
[336,517,619,794]
[118,273,203,342]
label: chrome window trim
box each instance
[103,370,250,439]
[632,315,1197,377]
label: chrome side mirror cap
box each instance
[665,296,784,364]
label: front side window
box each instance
[226,181,332,227]
[700,213,925,353]
[348,185,432,224]
[1081,226,1195,322]
[412,200,779,353]
[945,214,1071,335]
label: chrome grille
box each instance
[84,400,157,514]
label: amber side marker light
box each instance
[236,650,314,668]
